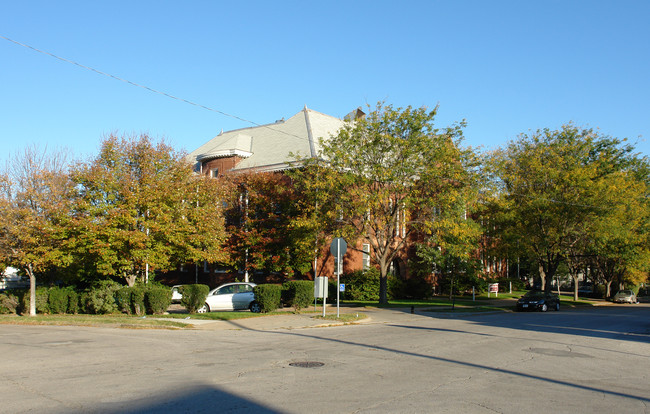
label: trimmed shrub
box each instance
[47,287,70,314]
[282,280,314,311]
[145,285,172,315]
[181,284,210,313]
[11,289,28,314]
[47,287,79,314]
[253,284,282,313]
[0,292,19,314]
[82,280,121,314]
[115,287,132,315]
[130,286,146,316]
[66,289,79,314]
[340,269,381,301]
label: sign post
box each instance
[330,237,347,318]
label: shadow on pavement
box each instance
[216,306,650,405]
[82,384,280,414]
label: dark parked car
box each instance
[516,291,560,312]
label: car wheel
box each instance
[249,301,261,313]
[197,303,209,313]
[555,302,560,311]
[541,303,548,312]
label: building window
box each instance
[203,261,210,273]
[362,243,370,270]
[211,168,219,178]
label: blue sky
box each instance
[1,0,649,165]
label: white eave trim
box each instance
[232,160,305,174]
[197,149,253,162]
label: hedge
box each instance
[282,280,314,311]
[0,292,19,314]
[339,269,381,301]
[253,284,282,313]
[47,286,79,314]
[131,286,146,316]
[145,285,172,315]
[1,283,173,315]
[181,284,210,313]
[81,280,121,314]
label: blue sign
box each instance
[339,284,345,292]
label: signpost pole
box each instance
[322,276,326,317]
[329,237,346,319]
[337,238,340,318]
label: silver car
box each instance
[613,290,638,304]
[171,285,184,303]
[198,282,261,313]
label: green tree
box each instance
[71,134,228,286]
[588,159,650,297]
[298,103,473,304]
[0,146,73,316]
[490,124,648,296]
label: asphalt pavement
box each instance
[3,300,648,413]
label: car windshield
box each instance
[618,290,632,295]
[523,292,545,299]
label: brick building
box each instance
[164,106,384,287]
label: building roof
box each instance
[188,106,348,173]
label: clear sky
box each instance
[2,0,649,165]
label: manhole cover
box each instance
[289,361,324,368]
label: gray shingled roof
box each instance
[188,106,346,173]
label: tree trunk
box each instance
[125,273,137,287]
[606,279,613,298]
[539,263,546,291]
[379,275,388,305]
[27,264,36,316]
[378,256,389,305]
[572,274,579,302]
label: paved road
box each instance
[1,305,649,413]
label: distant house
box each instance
[0,266,29,290]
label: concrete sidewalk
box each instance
[175,305,457,331]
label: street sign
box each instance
[330,237,347,318]
[340,284,345,292]
[330,237,347,258]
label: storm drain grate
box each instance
[289,361,324,368]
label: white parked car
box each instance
[198,282,261,313]
[171,285,184,303]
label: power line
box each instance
[0,34,313,145]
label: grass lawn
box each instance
[313,312,367,323]
[339,291,600,313]
[0,314,192,329]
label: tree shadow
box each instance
[386,303,650,344]
[221,307,650,405]
[79,384,281,414]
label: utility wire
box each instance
[0,34,313,145]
